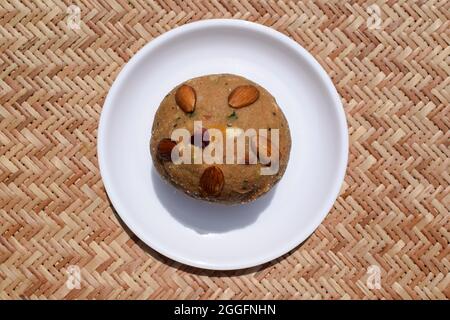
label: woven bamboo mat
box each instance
[0,0,449,300]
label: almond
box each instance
[237,144,257,165]
[228,85,259,108]
[199,166,224,196]
[157,138,177,161]
[175,84,196,113]
[250,135,278,165]
[243,149,257,165]
[190,127,210,149]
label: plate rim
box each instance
[98,19,349,270]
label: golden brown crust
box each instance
[150,74,291,204]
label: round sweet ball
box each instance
[150,74,291,204]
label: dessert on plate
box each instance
[150,74,291,204]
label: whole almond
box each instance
[157,138,177,161]
[228,85,259,108]
[243,149,258,165]
[250,135,278,165]
[175,84,196,113]
[238,144,257,165]
[191,127,210,149]
[199,166,224,196]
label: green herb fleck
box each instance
[227,111,238,120]
[188,111,195,118]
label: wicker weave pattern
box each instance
[0,0,449,299]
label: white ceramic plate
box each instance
[98,19,348,270]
